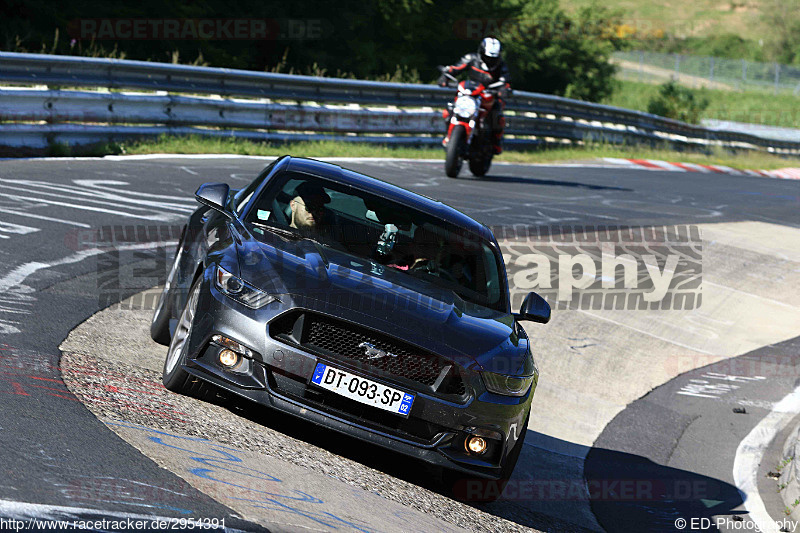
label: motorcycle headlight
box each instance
[453,96,477,118]
[214,265,278,308]
[481,371,537,397]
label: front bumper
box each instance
[181,275,533,478]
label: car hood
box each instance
[237,234,526,371]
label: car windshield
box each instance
[244,170,506,311]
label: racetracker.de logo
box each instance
[68,18,324,41]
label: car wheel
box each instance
[442,412,529,503]
[150,233,185,345]
[162,278,213,400]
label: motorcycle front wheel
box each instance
[445,125,466,178]
[469,153,493,177]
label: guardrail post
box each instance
[639,51,644,82]
[775,63,780,95]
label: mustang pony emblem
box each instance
[358,342,398,360]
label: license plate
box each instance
[311,362,415,417]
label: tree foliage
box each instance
[2,0,619,100]
[499,0,621,101]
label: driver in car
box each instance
[289,182,331,233]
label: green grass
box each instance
[110,135,800,171]
[605,80,800,129]
[561,0,763,41]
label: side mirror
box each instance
[195,183,231,218]
[515,292,551,324]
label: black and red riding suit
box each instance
[440,52,511,153]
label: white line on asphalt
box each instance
[577,309,715,355]
[0,207,91,227]
[0,181,195,212]
[733,386,800,533]
[0,192,180,221]
[704,281,799,310]
[179,166,199,175]
[0,242,177,293]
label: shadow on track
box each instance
[585,447,745,532]
[207,389,741,533]
[460,174,632,191]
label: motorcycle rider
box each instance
[439,37,511,154]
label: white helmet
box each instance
[479,37,502,69]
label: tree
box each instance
[499,0,621,101]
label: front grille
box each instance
[268,370,447,443]
[269,310,466,397]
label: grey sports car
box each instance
[151,155,550,499]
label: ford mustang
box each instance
[150,156,550,498]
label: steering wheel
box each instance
[410,260,460,284]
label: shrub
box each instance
[646,81,709,124]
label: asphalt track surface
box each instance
[0,155,798,532]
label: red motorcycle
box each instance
[439,69,507,178]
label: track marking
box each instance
[733,385,800,533]
[0,181,194,213]
[577,310,715,355]
[0,242,177,293]
[0,207,90,228]
[0,192,180,221]
[179,166,198,175]
[704,281,799,310]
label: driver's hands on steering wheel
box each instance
[410,259,458,283]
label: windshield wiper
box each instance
[250,222,329,266]
[251,222,303,240]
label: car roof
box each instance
[284,157,494,242]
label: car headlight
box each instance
[214,265,278,308]
[453,96,477,118]
[481,371,537,397]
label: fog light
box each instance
[211,335,253,357]
[466,435,487,455]
[218,349,240,368]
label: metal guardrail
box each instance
[1,51,800,156]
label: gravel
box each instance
[59,302,570,533]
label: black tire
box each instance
[150,228,185,345]
[445,125,466,178]
[162,278,214,400]
[442,412,529,503]
[468,153,493,177]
